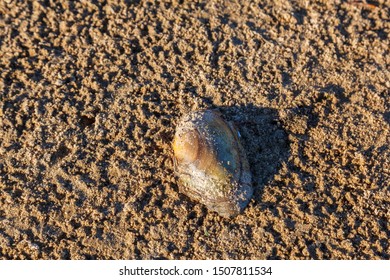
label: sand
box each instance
[0,0,389,259]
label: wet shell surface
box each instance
[172,110,253,218]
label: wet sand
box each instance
[0,0,389,259]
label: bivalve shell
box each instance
[172,110,253,218]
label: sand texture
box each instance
[0,0,389,259]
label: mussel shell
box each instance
[172,110,253,218]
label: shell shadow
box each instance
[219,104,290,206]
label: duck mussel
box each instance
[172,110,253,218]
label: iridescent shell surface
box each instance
[172,110,253,218]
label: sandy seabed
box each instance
[0,0,389,259]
